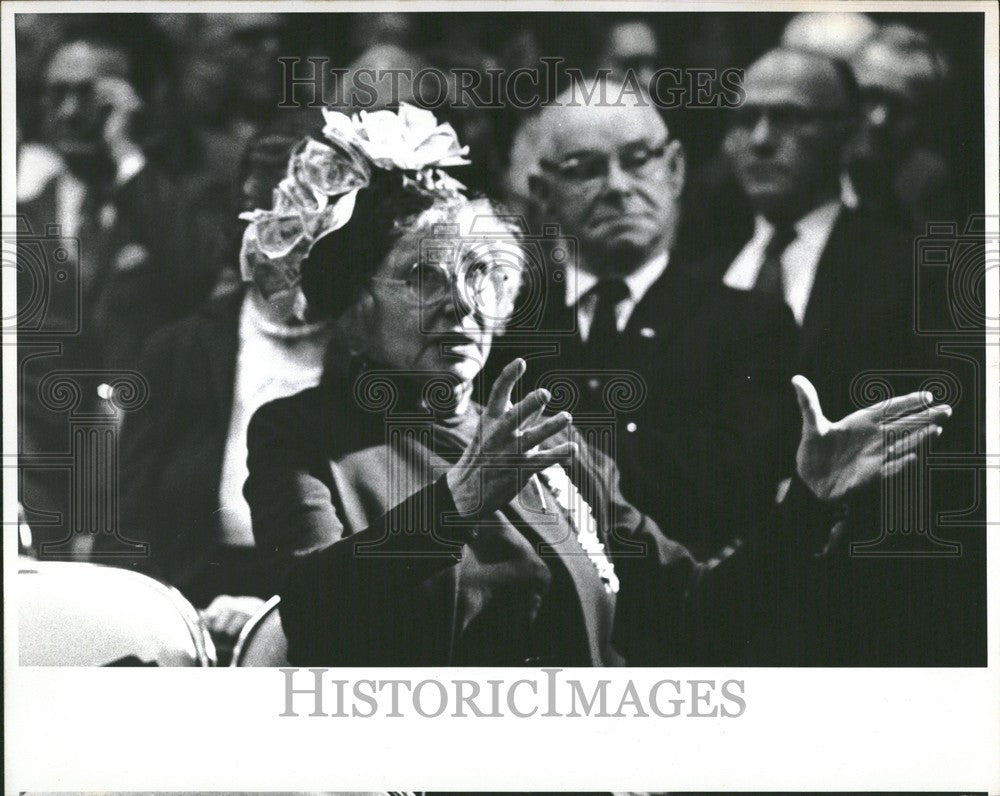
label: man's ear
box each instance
[664,139,686,197]
[527,172,549,210]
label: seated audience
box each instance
[244,105,950,666]
[94,127,333,658]
[11,11,982,668]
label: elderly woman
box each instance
[245,105,951,666]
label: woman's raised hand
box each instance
[793,375,952,502]
[447,358,576,519]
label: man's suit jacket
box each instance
[698,209,925,420]
[92,288,281,606]
[487,262,800,560]
[17,165,218,553]
[17,165,215,372]
[245,351,829,667]
[697,208,985,665]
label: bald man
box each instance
[711,48,962,665]
[490,80,800,576]
[716,47,921,419]
[781,11,878,60]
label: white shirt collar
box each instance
[753,199,842,249]
[55,170,87,239]
[724,199,842,326]
[16,143,64,203]
[564,249,670,307]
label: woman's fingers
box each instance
[884,423,943,459]
[519,412,572,451]
[879,404,951,444]
[882,402,952,429]
[504,387,551,431]
[882,451,917,478]
[875,390,935,420]
[516,392,549,430]
[486,358,525,417]
[527,441,578,470]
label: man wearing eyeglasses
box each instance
[718,46,921,425]
[492,79,800,595]
[711,48,964,666]
[17,22,206,558]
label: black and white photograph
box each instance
[3,1,997,792]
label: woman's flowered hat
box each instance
[239,103,470,315]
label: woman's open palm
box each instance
[793,375,952,502]
[447,358,576,518]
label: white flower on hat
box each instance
[322,103,471,172]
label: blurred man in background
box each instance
[94,125,332,661]
[781,11,877,60]
[17,23,210,556]
[715,47,920,417]
[848,23,955,234]
[594,16,662,90]
[712,46,967,665]
[187,13,288,185]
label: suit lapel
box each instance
[799,213,853,367]
[497,446,612,666]
[626,263,709,343]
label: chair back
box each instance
[231,594,289,666]
[18,560,215,666]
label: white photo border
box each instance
[3,1,998,792]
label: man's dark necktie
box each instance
[77,188,107,292]
[585,278,630,345]
[753,224,797,301]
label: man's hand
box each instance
[447,358,575,519]
[792,375,951,502]
[94,76,143,172]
